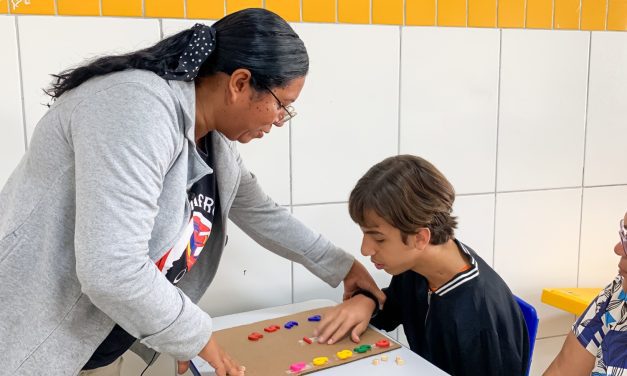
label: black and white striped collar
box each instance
[432,240,480,297]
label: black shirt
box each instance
[371,240,530,376]
[83,135,219,370]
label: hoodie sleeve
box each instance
[71,81,212,360]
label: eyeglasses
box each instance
[619,219,627,256]
[263,85,296,126]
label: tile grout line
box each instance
[604,0,609,29]
[492,28,503,268]
[99,0,102,16]
[183,0,186,19]
[289,118,295,304]
[14,16,29,152]
[397,24,402,155]
[576,32,593,288]
[53,0,57,15]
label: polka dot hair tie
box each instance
[162,23,216,81]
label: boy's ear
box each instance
[411,228,431,250]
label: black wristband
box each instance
[351,289,380,318]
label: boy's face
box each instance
[359,210,420,276]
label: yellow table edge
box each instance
[541,288,602,316]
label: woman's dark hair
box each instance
[45,8,308,99]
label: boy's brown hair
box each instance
[349,155,457,245]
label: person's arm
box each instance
[71,81,213,360]
[226,141,381,298]
[543,332,595,376]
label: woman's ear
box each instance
[227,68,253,101]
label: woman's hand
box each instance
[342,260,386,306]
[178,337,245,375]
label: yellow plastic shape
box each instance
[336,350,353,360]
[541,288,602,316]
[312,356,329,366]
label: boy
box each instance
[315,155,529,376]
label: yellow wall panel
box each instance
[0,0,8,13]
[439,0,467,26]
[265,0,300,22]
[145,0,184,18]
[581,0,606,29]
[373,0,403,24]
[607,0,627,30]
[187,0,224,19]
[9,0,54,14]
[406,0,436,25]
[498,0,525,27]
[227,0,261,14]
[526,0,553,28]
[302,0,335,22]
[338,0,369,23]
[554,0,581,28]
[58,0,99,16]
[468,0,497,27]
[102,0,142,16]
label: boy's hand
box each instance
[314,295,376,345]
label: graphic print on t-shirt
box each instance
[155,136,217,284]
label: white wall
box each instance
[1,14,626,375]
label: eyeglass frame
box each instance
[619,218,627,257]
[262,84,296,125]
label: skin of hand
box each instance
[314,294,376,345]
[177,337,246,376]
[543,332,595,376]
[342,260,386,306]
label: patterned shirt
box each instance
[573,275,627,376]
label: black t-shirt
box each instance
[371,240,530,376]
[83,135,218,370]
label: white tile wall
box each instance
[400,27,500,195]
[498,30,589,192]
[530,335,565,376]
[290,23,400,204]
[578,186,627,287]
[453,194,496,265]
[2,15,627,376]
[292,203,392,303]
[494,189,581,338]
[17,16,160,141]
[584,32,627,187]
[196,220,292,317]
[0,16,25,188]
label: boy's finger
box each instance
[329,321,354,345]
[177,361,189,375]
[317,316,343,344]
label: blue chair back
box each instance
[515,295,539,376]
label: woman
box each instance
[0,8,382,376]
[544,211,627,375]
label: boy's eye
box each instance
[375,238,385,243]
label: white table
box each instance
[191,299,449,375]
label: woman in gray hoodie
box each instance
[0,8,382,376]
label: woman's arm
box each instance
[543,332,595,376]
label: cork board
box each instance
[211,307,400,375]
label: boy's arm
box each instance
[314,295,376,344]
[543,332,595,376]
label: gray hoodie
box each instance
[0,70,354,375]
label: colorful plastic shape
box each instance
[284,320,299,329]
[375,339,390,348]
[289,362,306,372]
[354,344,372,353]
[264,325,280,333]
[307,314,322,322]
[312,356,329,366]
[303,336,313,344]
[247,332,264,341]
[336,350,353,360]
